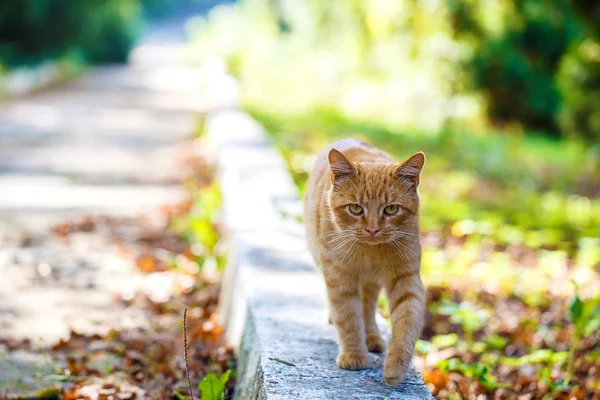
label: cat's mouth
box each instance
[358,235,390,245]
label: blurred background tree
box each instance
[190,0,600,141]
[0,0,215,71]
[0,0,143,67]
[558,0,600,141]
[455,0,580,135]
[4,0,599,141]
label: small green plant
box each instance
[500,347,568,390]
[175,370,231,400]
[438,359,508,390]
[500,348,567,367]
[180,182,221,253]
[566,286,600,383]
[436,300,490,344]
[173,182,226,270]
[199,370,231,400]
[178,308,233,400]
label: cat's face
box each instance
[327,149,424,245]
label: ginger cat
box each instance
[304,138,426,387]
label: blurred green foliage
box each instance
[0,0,208,72]
[567,287,600,382]
[191,0,600,139]
[438,359,508,390]
[457,0,579,134]
[142,0,216,18]
[451,0,600,139]
[436,300,490,344]
[191,0,600,304]
[0,0,143,69]
[557,39,600,141]
[251,107,600,281]
[173,181,227,271]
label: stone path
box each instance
[0,22,206,234]
[0,18,208,393]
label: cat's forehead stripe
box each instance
[360,161,389,166]
[358,172,395,203]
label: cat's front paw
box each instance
[382,364,409,387]
[365,333,386,353]
[336,352,368,370]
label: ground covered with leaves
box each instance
[252,110,600,400]
[0,141,235,400]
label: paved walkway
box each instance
[0,22,206,234]
[0,19,207,393]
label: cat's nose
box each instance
[366,227,381,237]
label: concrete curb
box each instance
[207,97,433,399]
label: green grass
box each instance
[249,107,600,253]
[250,107,598,192]
[249,106,600,302]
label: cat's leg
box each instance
[383,271,425,387]
[325,274,369,370]
[361,279,385,353]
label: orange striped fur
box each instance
[304,138,426,387]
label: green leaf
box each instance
[484,335,508,350]
[569,295,583,322]
[219,370,231,386]
[415,339,434,354]
[174,392,190,400]
[550,351,568,364]
[431,333,459,349]
[587,349,600,361]
[528,349,554,364]
[198,370,230,400]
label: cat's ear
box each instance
[394,152,425,187]
[328,148,357,183]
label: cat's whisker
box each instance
[391,240,416,251]
[318,228,353,237]
[339,238,357,265]
[323,235,357,259]
[317,232,354,249]
[390,233,420,246]
[388,240,407,259]
[391,238,415,258]
[391,230,420,238]
[324,237,355,256]
[390,238,420,261]
[316,234,341,244]
[325,235,356,264]
[392,236,412,248]
[316,230,354,240]
[320,234,352,251]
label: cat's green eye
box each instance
[384,205,400,216]
[348,204,364,215]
